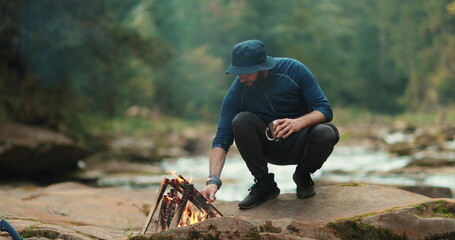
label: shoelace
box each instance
[248,179,260,192]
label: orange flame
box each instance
[178,202,208,226]
[160,172,206,227]
[166,171,192,183]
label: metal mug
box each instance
[265,120,281,142]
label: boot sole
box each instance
[238,189,280,210]
[293,173,316,199]
[296,190,316,199]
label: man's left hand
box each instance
[273,111,326,139]
[273,118,303,139]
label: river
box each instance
[156,145,455,201]
[94,132,455,201]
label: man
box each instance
[201,40,339,209]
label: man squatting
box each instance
[201,39,340,209]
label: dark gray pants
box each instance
[232,112,339,180]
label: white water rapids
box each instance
[159,145,455,201]
[96,131,455,201]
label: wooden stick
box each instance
[142,175,224,234]
[168,176,223,217]
[141,177,169,234]
[189,188,223,217]
[156,194,170,232]
[165,189,177,229]
[170,184,193,228]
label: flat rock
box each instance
[0,122,73,147]
[0,122,89,176]
[216,184,430,223]
[0,183,443,240]
[362,208,455,240]
[0,182,152,239]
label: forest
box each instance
[1,0,455,140]
[2,3,455,239]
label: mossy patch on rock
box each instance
[423,232,455,240]
[21,225,37,238]
[327,220,408,240]
[20,228,62,239]
[243,227,261,240]
[328,200,455,240]
[129,234,175,240]
[414,200,455,218]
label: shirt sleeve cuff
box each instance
[212,143,230,152]
[316,108,333,122]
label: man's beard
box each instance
[257,71,266,82]
[245,71,266,88]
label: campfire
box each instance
[141,174,223,233]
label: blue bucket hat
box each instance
[225,40,277,75]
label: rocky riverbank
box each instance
[1,182,454,240]
[1,120,454,185]
[0,121,214,179]
[1,120,455,239]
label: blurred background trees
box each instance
[1,0,454,136]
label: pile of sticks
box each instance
[141,175,223,233]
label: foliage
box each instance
[1,0,455,138]
[1,0,167,138]
[414,200,455,218]
[21,225,37,238]
[328,220,408,240]
[424,232,455,240]
[128,234,175,240]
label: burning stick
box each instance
[141,175,223,234]
[142,177,169,233]
[156,189,178,232]
[169,184,193,228]
[168,175,223,218]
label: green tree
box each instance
[2,0,455,133]
[1,0,169,131]
[381,0,455,110]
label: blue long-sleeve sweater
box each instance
[212,57,333,152]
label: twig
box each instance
[132,203,147,215]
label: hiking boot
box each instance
[238,173,280,209]
[293,172,315,199]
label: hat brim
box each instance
[225,56,277,75]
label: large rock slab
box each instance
[216,184,430,223]
[329,199,455,240]
[362,206,455,240]
[0,182,153,239]
[2,183,452,240]
[0,122,89,177]
[0,182,152,230]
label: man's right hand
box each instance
[201,184,218,203]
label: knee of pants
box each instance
[232,112,256,132]
[310,124,340,145]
